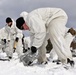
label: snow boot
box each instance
[67,58,75,67]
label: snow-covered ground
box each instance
[0,52,76,75]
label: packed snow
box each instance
[0,51,76,75]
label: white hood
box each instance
[20,11,28,17]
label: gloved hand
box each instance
[23,47,30,53]
[15,37,19,42]
[23,48,28,53]
[20,46,38,66]
[1,39,6,44]
[31,46,37,54]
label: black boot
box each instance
[67,58,75,67]
[67,58,70,64]
[8,56,12,59]
[70,60,75,67]
[52,59,61,64]
[39,61,48,65]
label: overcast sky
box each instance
[0,0,76,28]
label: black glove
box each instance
[23,48,28,53]
[28,47,30,50]
[15,37,19,42]
[31,46,37,54]
[4,39,6,43]
[2,39,6,44]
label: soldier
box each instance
[16,8,75,66]
[5,17,23,59]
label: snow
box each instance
[0,52,76,75]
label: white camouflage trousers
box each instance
[5,39,23,58]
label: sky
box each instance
[0,0,76,28]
